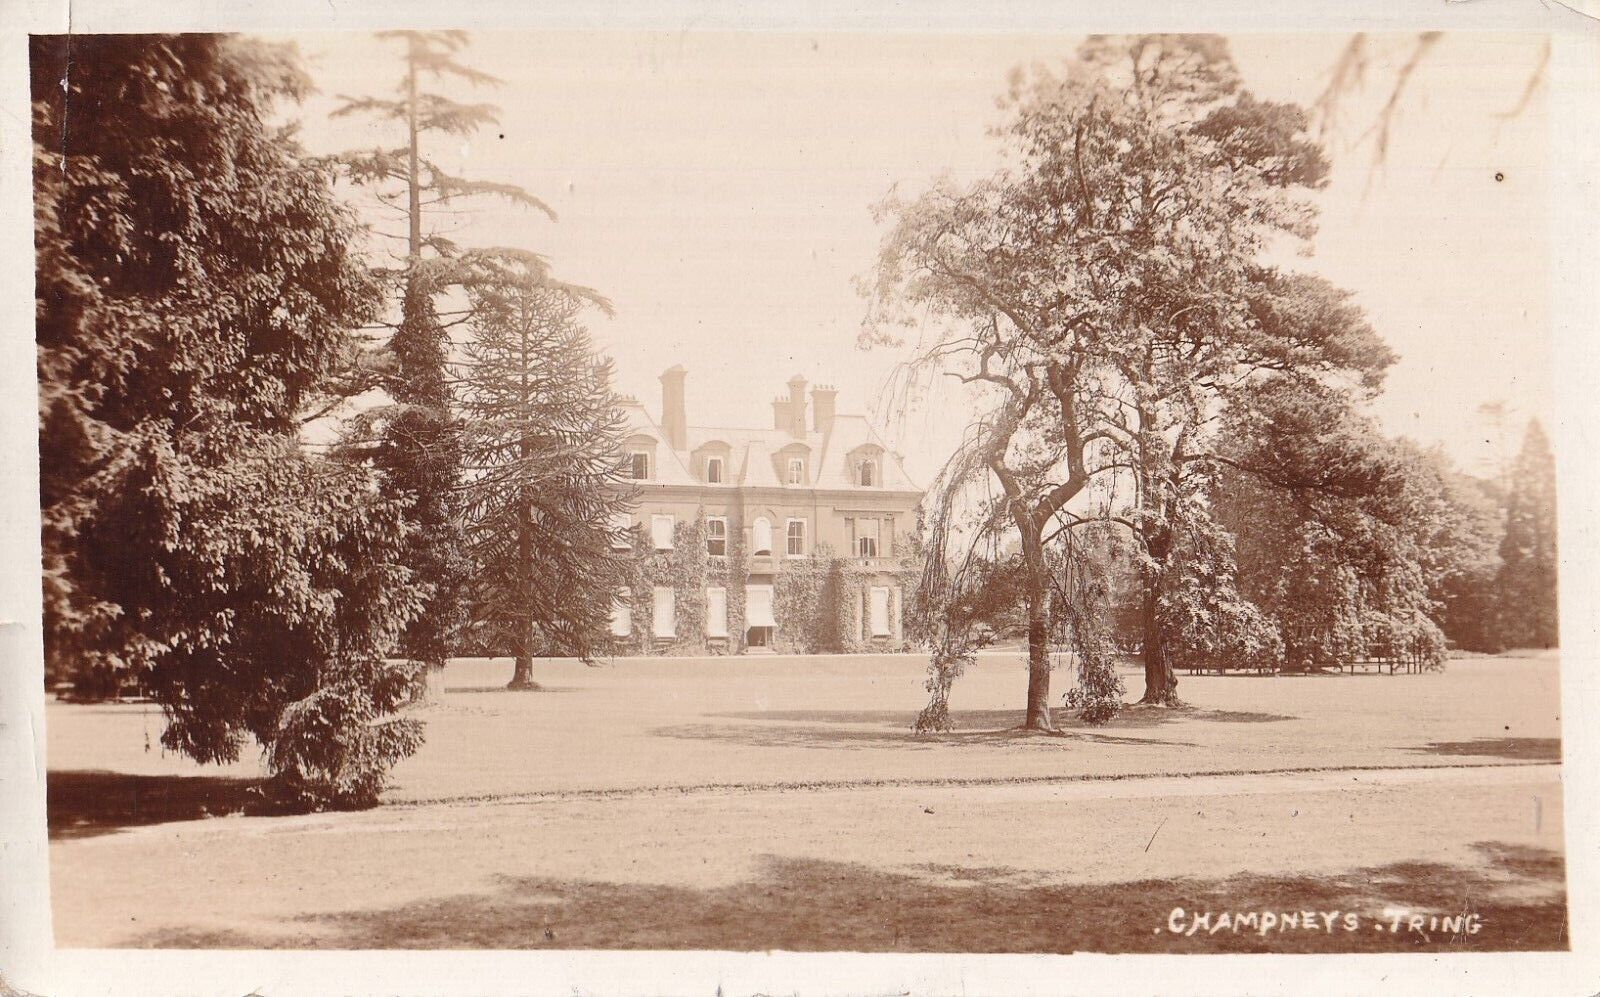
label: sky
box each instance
[287,30,1553,486]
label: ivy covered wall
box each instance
[612,526,918,657]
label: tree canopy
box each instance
[868,34,1396,724]
[34,34,425,805]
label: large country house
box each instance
[608,366,923,655]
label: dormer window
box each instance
[788,458,804,485]
[857,460,876,487]
[628,451,651,480]
[706,456,724,484]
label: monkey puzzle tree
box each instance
[454,252,631,689]
[331,31,556,694]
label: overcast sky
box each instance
[289,31,1552,486]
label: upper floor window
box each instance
[651,514,675,551]
[856,518,880,558]
[707,517,728,557]
[706,456,724,484]
[788,458,804,485]
[628,451,651,480]
[857,460,876,487]
[752,516,773,556]
[786,518,806,557]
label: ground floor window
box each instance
[745,583,776,632]
[706,586,728,638]
[652,586,676,638]
[869,586,891,637]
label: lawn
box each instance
[45,651,1567,951]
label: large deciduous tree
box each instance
[454,253,631,689]
[332,31,557,695]
[868,34,1387,723]
[34,34,424,806]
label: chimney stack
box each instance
[811,384,837,436]
[659,365,687,451]
[786,375,808,439]
[772,398,788,430]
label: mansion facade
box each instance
[607,366,922,655]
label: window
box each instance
[706,456,724,484]
[858,460,876,487]
[706,586,728,638]
[651,514,675,550]
[652,586,675,638]
[610,512,632,550]
[707,517,727,557]
[870,587,891,637]
[786,518,806,557]
[856,518,880,558]
[610,590,632,637]
[745,584,776,628]
[752,516,773,556]
[788,458,804,485]
[628,451,651,480]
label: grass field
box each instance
[45,651,1567,951]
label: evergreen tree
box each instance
[33,34,424,806]
[455,253,630,689]
[332,31,555,694]
[1497,420,1559,648]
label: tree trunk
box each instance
[507,655,535,690]
[1137,584,1179,705]
[416,661,446,702]
[506,617,540,690]
[1023,609,1056,730]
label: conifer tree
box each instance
[332,31,555,694]
[455,253,631,689]
[1497,420,1559,648]
[33,34,423,806]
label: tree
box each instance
[34,34,424,806]
[1210,388,1479,672]
[868,35,1387,721]
[1496,420,1559,648]
[331,31,556,695]
[455,253,630,688]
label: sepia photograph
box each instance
[4,3,1597,992]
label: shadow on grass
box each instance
[712,706,1295,728]
[138,841,1566,953]
[653,721,1199,750]
[1411,738,1562,762]
[48,770,271,841]
[662,705,1294,751]
[444,685,582,695]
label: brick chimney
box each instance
[786,375,808,439]
[659,365,687,450]
[811,384,837,435]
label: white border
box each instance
[1,1,1596,994]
